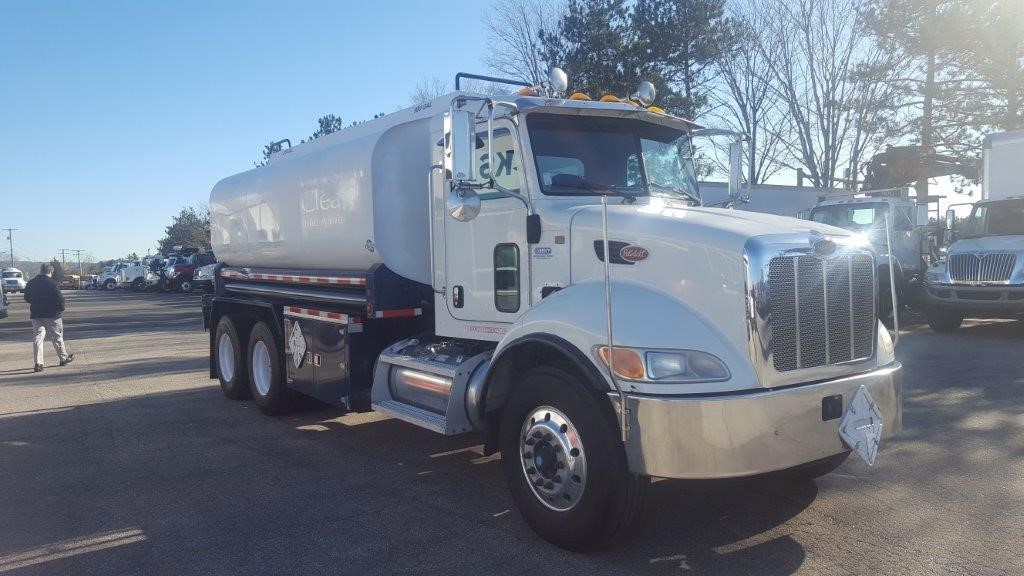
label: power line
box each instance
[2,228,16,268]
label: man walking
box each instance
[24,263,75,372]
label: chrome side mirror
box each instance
[445,109,476,182]
[944,208,955,231]
[727,141,743,201]
[447,186,481,222]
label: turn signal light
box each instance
[569,92,592,101]
[597,346,645,380]
[647,106,665,114]
[599,94,622,103]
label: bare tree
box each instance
[709,3,789,184]
[759,0,907,188]
[482,0,562,84]
[409,76,449,107]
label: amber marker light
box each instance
[597,346,645,380]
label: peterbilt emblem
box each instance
[812,237,838,258]
[619,245,649,263]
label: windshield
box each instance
[2,271,21,279]
[526,114,700,204]
[810,202,889,231]
[961,199,1024,238]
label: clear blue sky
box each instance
[0,0,490,262]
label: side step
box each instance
[370,338,493,436]
[372,400,448,434]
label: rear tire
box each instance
[926,306,963,332]
[215,316,249,399]
[499,366,648,551]
[247,321,294,415]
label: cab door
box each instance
[441,120,530,326]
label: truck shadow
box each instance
[0,387,814,575]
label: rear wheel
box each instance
[215,316,249,399]
[130,278,144,291]
[499,366,648,551]
[247,321,294,414]
[926,306,963,332]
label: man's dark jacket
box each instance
[24,275,66,319]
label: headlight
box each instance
[596,346,730,383]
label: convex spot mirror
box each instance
[447,186,481,222]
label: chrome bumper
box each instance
[611,363,902,479]
[926,283,1024,312]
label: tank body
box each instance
[210,99,449,285]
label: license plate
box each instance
[838,385,884,466]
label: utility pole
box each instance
[71,249,85,276]
[2,228,16,268]
[58,248,70,267]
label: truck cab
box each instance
[96,263,128,290]
[2,267,27,293]
[204,70,902,550]
[807,190,934,321]
[924,196,1024,330]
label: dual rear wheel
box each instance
[215,317,295,414]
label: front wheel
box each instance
[927,306,963,332]
[499,366,648,551]
[104,279,117,291]
[247,321,294,415]
[178,279,194,293]
[130,278,144,291]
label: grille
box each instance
[768,253,874,372]
[948,253,1016,283]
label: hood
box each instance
[568,202,855,358]
[949,235,1024,254]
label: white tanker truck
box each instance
[204,69,902,550]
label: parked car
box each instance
[2,267,27,293]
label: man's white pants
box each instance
[32,317,69,366]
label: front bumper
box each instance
[612,363,902,479]
[926,283,1024,313]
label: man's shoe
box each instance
[34,364,43,373]
[59,354,76,367]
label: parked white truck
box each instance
[203,70,901,549]
[925,130,1024,331]
[2,267,27,293]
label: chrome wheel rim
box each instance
[218,333,235,383]
[519,406,587,512]
[252,340,272,396]
[180,281,192,292]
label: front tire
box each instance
[104,279,117,291]
[927,306,963,332]
[215,316,249,399]
[247,321,294,415]
[179,279,194,293]
[499,366,648,551]
[130,278,144,291]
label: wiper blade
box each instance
[648,182,700,204]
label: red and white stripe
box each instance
[283,306,360,325]
[221,268,365,287]
[372,308,422,319]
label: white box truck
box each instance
[924,130,1024,331]
[203,70,901,550]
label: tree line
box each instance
[481,0,1022,191]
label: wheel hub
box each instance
[519,406,587,511]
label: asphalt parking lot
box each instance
[0,290,1021,575]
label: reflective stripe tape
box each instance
[372,308,422,319]
[283,306,360,325]
[220,268,366,286]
